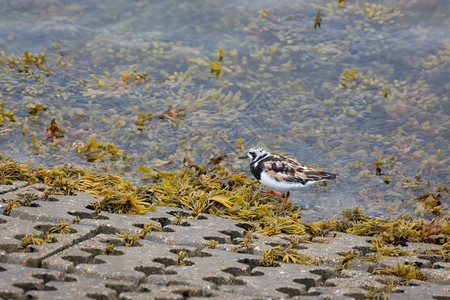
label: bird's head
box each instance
[239,147,270,163]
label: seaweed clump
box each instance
[260,244,319,267]
[374,262,426,283]
[116,222,162,246]
[1,156,449,249]
[0,102,15,124]
[318,207,449,246]
[0,157,152,214]
[142,161,307,236]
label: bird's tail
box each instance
[304,171,337,181]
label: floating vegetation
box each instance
[73,136,128,162]
[135,111,153,128]
[5,50,50,75]
[314,8,322,29]
[122,70,148,83]
[26,101,48,116]
[157,105,186,127]
[258,9,271,18]
[413,190,445,216]
[209,61,221,77]
[23,50,47,68]
[44,118,64,144]
[0,102,15,125]
[374,262,426,283]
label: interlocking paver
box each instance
[1,181,449,299]
[0,263,64,299]
[26,274,118,300]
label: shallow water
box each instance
[0,0,448,219]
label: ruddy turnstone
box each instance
[240,147,337,209]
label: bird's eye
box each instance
[250,152,256,158]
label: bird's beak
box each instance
[238,154,247,159]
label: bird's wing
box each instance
[262,155,337,183]
[262,157,310,184]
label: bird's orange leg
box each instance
[280,191,291,210]
[260,189,291,210]
[260,188,284,198]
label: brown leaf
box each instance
[158,106,185,123]
[209,154,228,164]
[44,118,64,142]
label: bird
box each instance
[240,147,337,209]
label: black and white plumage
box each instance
[241,147,337,208]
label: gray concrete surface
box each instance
[0,181,449,299]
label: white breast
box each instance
[259,171,316,192]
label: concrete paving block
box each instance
[389,280,450,299]
[26,274,118,300]
[420,267,450,285]
[1,182,450,299]
[0,181,28,195]
[0,185,47,203]
[147,248,252,290]
[145,210,246,247]
[0,250,7,263]
[292,296,354,300]
[9,192,98,223]
[308,286,368,299]
[72,238,192,284]
[325,270,385,292]
[5,222,97,268]
[219,263,314,298]
[0,263,64,299]
[302,232,372,265]
[0,215,39,253]
[126,284,248,300]
[378,255,432,269]
[81,211,164,235]
[434,261,450,269]
[42,248,94,273]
